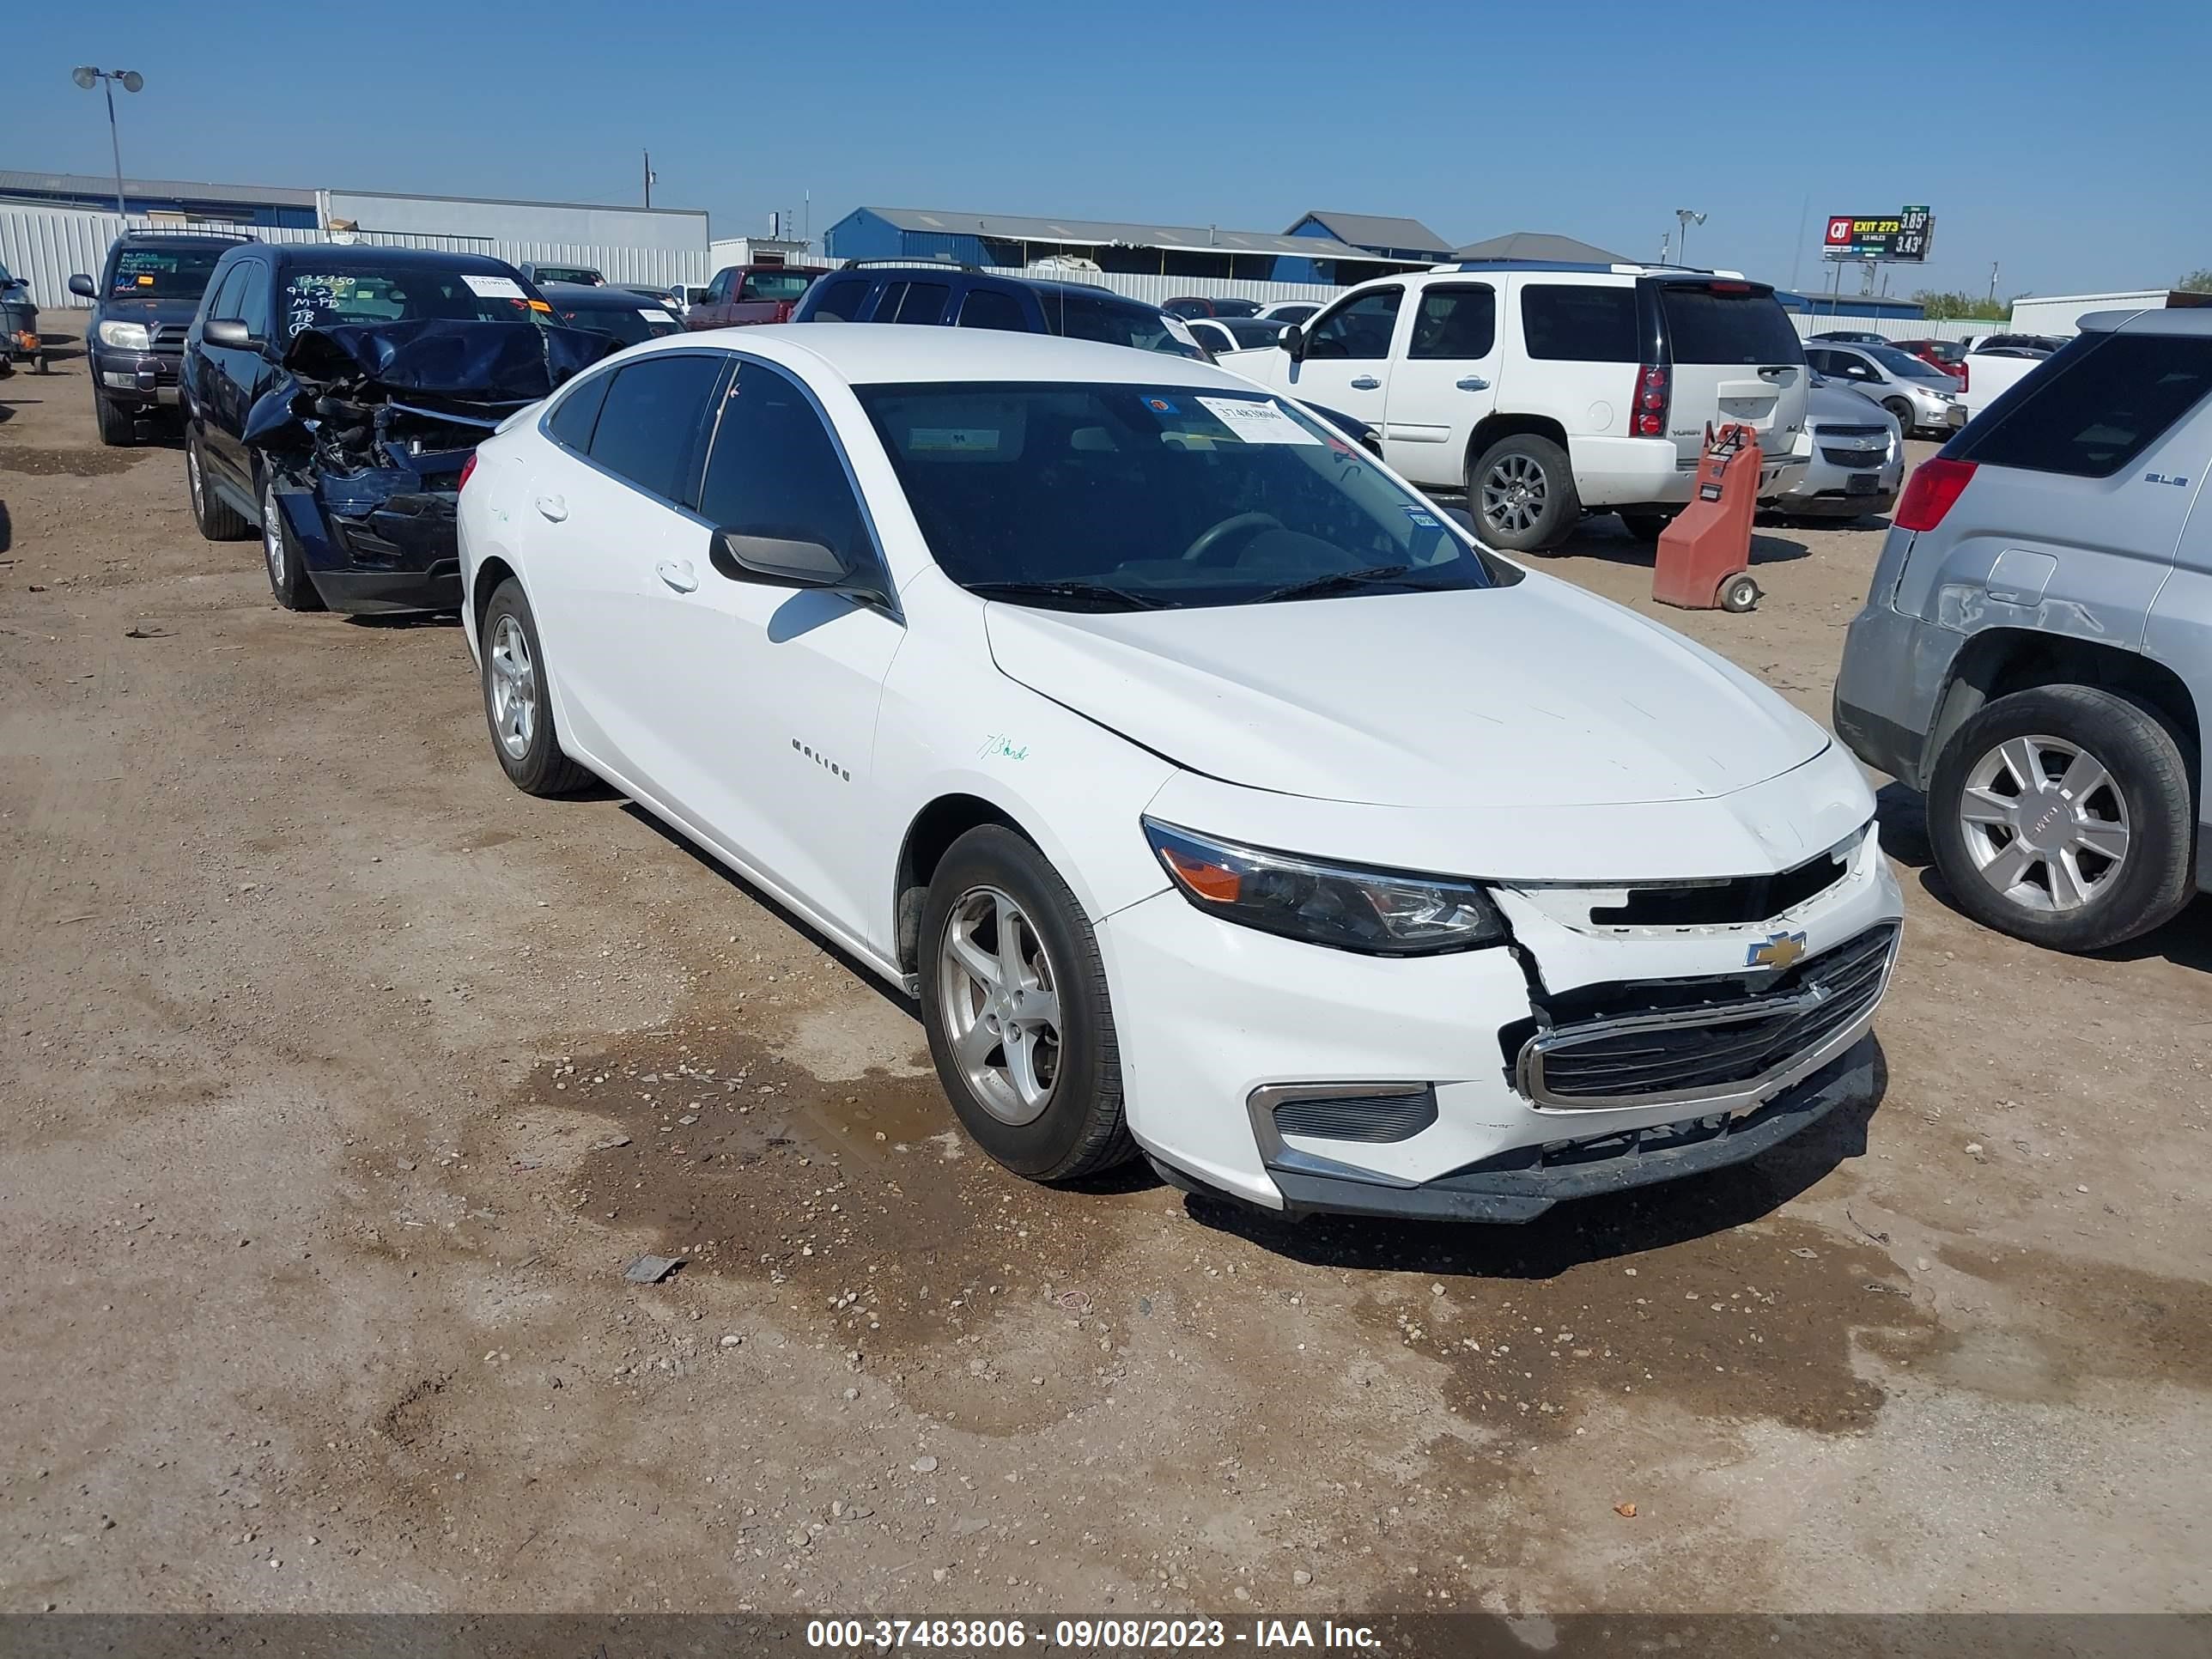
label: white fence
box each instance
[1787,313,1987,344]
[1,205,714,309]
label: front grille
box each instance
[1589,848,1847,927]
[150,323,188,353]
[1519,924,1896,1109]
[1816,422,1887,441]
[1821,445,1886,467]
[1272,1088,1437,1145]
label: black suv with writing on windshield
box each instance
[70,230,251,446]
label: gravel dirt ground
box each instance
[3,327,2209,1620]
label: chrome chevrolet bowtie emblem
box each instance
[1747,930,1808,970]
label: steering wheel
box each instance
[1179,511,1282,564]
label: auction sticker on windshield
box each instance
[462,275,527,300]
[639,309,678,325]
[1195,396,1321,446]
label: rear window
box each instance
[1950,332,2212,480]
[738,270,816,302]
[1520,284,1640,362]
[1657,286,1803,365]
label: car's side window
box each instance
[546,368,615,452]
[704,270,731,304]
[696,361,872,574]
[584,354,726,505]
[893,283,950,325]
[205,264,248,325]
[1841,354,1878,382]
[811,277,871,321]
[957,288,1028,332]
[1304,288,1402,361]
[1408,284,1496,360]
[237,263,273,343]
[1520,284,1640,362]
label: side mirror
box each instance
[204,319,256,349]
[68,274,97,300]
[710,527,848,588]
[1283,324,1307,362]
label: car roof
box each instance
[267,244,525,275]
[623,322,1266,391]
[2080,307,2212,338]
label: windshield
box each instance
[534,266,602,285]
[1867,344,1951,380]
[279,267,546,337]
[555,300,680,347]
[110,245,228,301]
[738,270,817,301]
[857,381,1507,611]
[1040,293,1205,359]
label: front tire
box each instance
[1469,434,1581,552]
[919,826,1134,1182]
[260,476,325,612]
[479,579,593,797]
[1927,685,2196,951]
[93,389,137,447]
[1883,398,1917,436]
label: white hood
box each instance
[984,577,1830,811]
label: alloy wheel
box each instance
[936,885,1063,1127]
[487,614,538,761]
[1480,453,1547,535]
[1957,732,2130,914]
[187,443,204,515]
[262,481,284,584]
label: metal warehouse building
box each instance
[823,205,1450,287]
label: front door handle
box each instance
[655,558,699,593]
[1349,375,1382,391]
[534,495,568,523]
[1455,375,1490,391]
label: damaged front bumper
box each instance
[269,452,470,615]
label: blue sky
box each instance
[7,0,2207,299]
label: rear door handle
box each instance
[534,495,568,522]
[1349,375,1382,390]
[655,558,699,593]
[1455,375,1490,391]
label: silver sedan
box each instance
[1769,378,1904,519]
[1802,342,1965,436]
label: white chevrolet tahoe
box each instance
[1231,263,1810,550]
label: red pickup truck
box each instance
[684,264,830,330]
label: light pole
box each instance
[71,66,144,216]
[1674,208,1707,268]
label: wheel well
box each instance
[1465,413,1570,483]
[893,795,1029,977]
[471,556,517,641]
[1930,629,2202,793]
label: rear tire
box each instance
[1619,510,1677,541]
[185,426,252,541]
[1927,684,2196,952]
[1468,433,1581,552]
[480,579,593,797]
[918,825,1135,1182]
[94,389,137,447]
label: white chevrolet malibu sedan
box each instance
[458,326,1904,1224]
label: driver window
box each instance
[697,362,875,573]
[1304,288,1402,361]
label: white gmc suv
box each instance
[1229,263,1810,551]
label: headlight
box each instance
[96,320,150,351]
[1143,819,1506,956]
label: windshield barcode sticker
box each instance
[1195,397,1320,446]
[463,275,526,300]
[638,309,677,324]
[909,428,1001,453]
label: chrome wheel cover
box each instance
[487,614,537,761]
[262,481,284,584]
[937,885,1063,1127]
[1480,453,1547,534]
[1959,732,2130,914]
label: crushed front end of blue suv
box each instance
[242,319,616,613]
